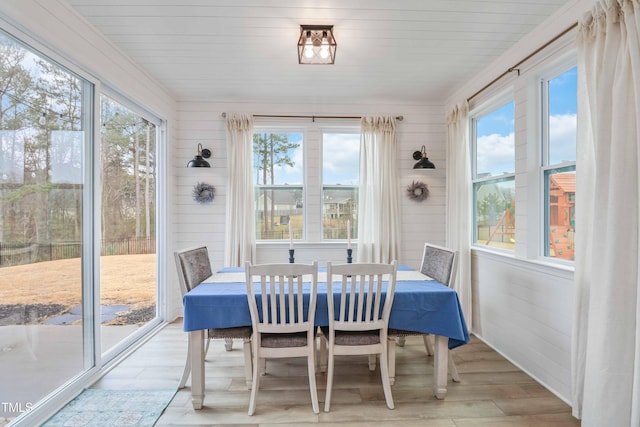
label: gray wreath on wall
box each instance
[193,182,215,204]
[407,180,429,202]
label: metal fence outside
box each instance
[0,237,156,267]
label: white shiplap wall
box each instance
[471,250,575,401]
[170,100,446,317]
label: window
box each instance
[252,125,360,244]
[322,132,359,240]
[542,66,577,260]
[472,100,516,250]
[253,131,303,241]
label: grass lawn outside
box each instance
[0,254,156,326]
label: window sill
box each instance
[471,245,574,280]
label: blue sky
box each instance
[254,132,359,185]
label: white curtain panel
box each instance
[356,116,400,263]
[446,102,472,327]
[224,113,256,267]
[572,1,640,425]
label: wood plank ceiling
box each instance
[65,0,571,104]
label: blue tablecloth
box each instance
[183,269,470,349]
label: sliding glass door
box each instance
[0,30,162,421]
[0,31,92,418]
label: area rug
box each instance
[42,388,176,427]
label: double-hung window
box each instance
[472,100,516,250]
[252,125,360,243]
[542,66,577,260]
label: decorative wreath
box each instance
[407,180,429,202]
[193,182,215,204]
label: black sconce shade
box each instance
[413,145,435,169]
[188,143,211,168]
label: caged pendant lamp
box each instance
[297,25,337,64]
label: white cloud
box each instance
[273,144,304,185]
[549,114,576,163]
[476,132,515,176]
[323,133,360,184]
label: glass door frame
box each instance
[97,86,166,364]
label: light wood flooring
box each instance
[92,320,580,426]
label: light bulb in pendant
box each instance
[304,44,314,59]
[39,113,46,125]
[303,31,314,59]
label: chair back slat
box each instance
[327,261,398,331]
[246,262,318,333]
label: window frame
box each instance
[539,61,577,263]
[252,122,361,245]
[470,93,516,252]
[251,127,306,242]
[320,129,360,242]
[467,48,577,266]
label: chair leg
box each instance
[387,336,396,386]
[368,354,377,371]
[242,338,253,389]
[378,345,395,410]
[324,349,335,412]
[449,351,460,382]
[422,334,434,356]
[248,355,262,415]
[396,336,406,347]
[318,333,327,373]
[179,344,191,389]
[307,351,320,414]
[224,337,233,352]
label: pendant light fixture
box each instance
[297,25,337,64]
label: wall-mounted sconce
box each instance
[412,145,435,169]
[187,143,211,168]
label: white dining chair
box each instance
[323,261,398,412]
[387,243,460,384]
[245,261,320,415]
[174,246,253,389]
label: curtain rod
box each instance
[467,21,579,103]
[221,112,403,122]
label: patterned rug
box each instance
[42,389,176,427]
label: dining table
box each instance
[183,265,469,409]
